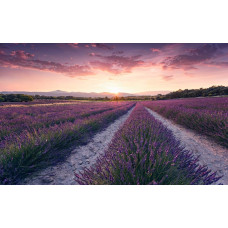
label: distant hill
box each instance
[0,90,135,98]
[0,90,171,98]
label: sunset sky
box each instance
[0,43,227,93]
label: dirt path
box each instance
[21,107,135,185]
[146,107,228,185]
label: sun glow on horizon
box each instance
[105,83,121,94]
[109,87,119,94]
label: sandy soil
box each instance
[21,107,135,185]
[146,107,228,185]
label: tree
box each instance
[0,96,5,102]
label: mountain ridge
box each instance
[0,90,171,98]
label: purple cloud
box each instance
[91,43,114,50]
[68,43,79,48]
[10,50,35,59]
[113,51,124,55]
[151,48,161,53]
[161,44,219,70]
[0,49,144,77]
[0,50,94,77]
[207,61,228,67]
[90,54,144,74]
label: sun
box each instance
[105,83,121,94]
[109,87,119,94]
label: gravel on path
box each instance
[146,107,228,185]
[22,106,135,185]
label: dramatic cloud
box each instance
[151,48,161,53]
[217,43,228,49]
[0,45,9,50]
[90,61,119,74]
[89,52,96,56]
[161,44,219,70]
[10,50,34,59]
[162,75,174,81]
[90,54,144,74]
[207,61,228,67]
[91,43,114,50]
[0,49,145,77]
[1,43,228,93]
[0,50,93,77]
[68,43,79,48]
[2,43,228,81]
[0,45,9,55]
[113,51,124,55]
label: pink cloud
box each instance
[0,50,144,77]
[89,52,96,56]
[151,48,161,53]
[91,43,114,50]
[162,75,174,81]
[68,43,79,48]
[0,51,94,77]
[90,61,120,74]
[206,61,228,67]
[90,54,144,74]
[10,50,34,59]
[161,44,218,70]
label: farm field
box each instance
[144,97,228,148]
[76,103,221,185]
[0,101,135,184]
[1,97,227,185]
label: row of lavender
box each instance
[0,101,135,184]
[144,97,228,148]
[0,101,128,141]
[0,99,76,107]
[76,104,221,184]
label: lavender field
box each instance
[144,97,228,148]
[76,103,220,185]
[0,98,227,185]
[0,101,135,184]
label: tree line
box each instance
[111,86,228,101]
[0,94,34,102]
[163,85,228,99]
